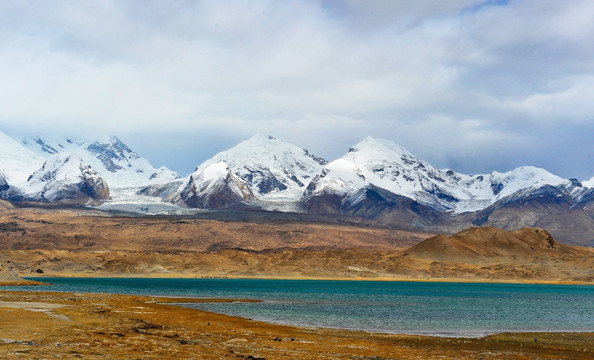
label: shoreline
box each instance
[0,289,592,359]
[21,272,594,286]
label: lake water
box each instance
[7,278,594,337]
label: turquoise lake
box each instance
[8,278,594,337]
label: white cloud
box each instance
[0,0,593,178]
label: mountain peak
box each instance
[486,166,566,199]
[304,136,574,214]
[107,135,123,143]
[348,137,416,160]
[190,135,326,201]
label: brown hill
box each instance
[405,226,580,262]
[395,226,594,282]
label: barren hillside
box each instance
[0,207,592,283]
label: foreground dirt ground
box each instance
[0,290,592,360]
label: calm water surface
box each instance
[7,278,594,337]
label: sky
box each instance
[1,0,593,179]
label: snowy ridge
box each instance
[305,137,567,213]
[195,134,326,202]
[0,132,45,185]
[22,136,179,188]
[452,166,566,213]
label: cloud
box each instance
[0,1,592,178]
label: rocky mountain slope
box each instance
[178,162,255,209]
[0,172,9,193]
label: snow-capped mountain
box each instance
[302,137,567,214]
[453,166,566,213]
[22,136,179,188]
[183,134,327,206]
[23,153,110,202]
